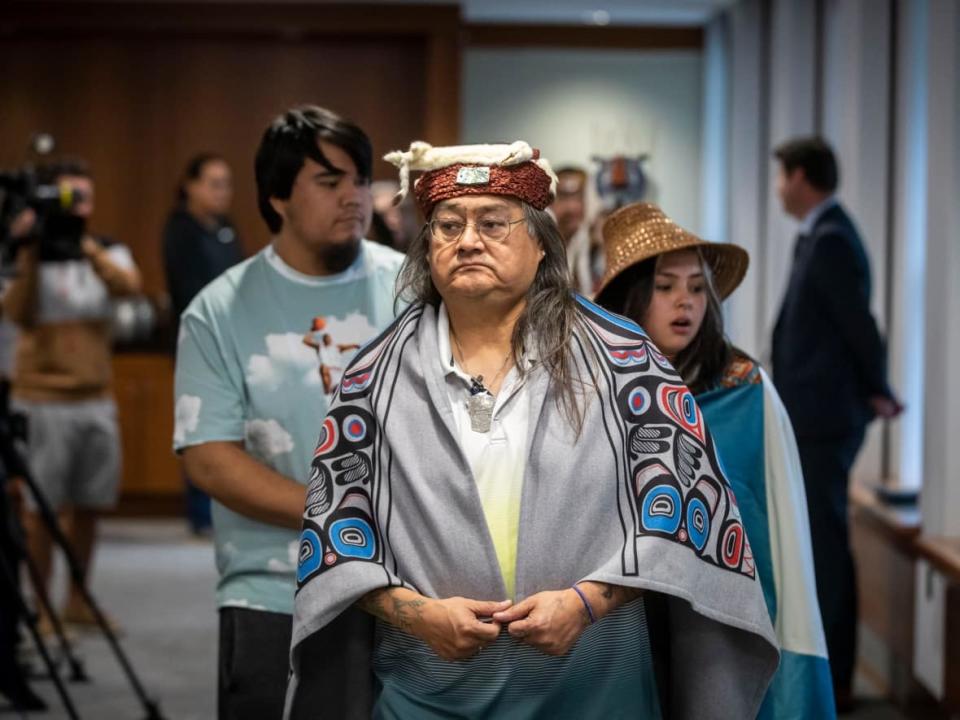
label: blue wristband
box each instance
[571,584,596,624]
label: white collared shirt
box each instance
[798,195,838,236]
[437,303,532,599]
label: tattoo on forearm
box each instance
[391,597,427,633]
[593,583,643,616]
[358,591,427,633]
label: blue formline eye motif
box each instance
[641,484,682,535]
[297,529,324,583]
[328,518,376,560]
[686,497,710,552]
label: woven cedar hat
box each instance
[595,202,749,305]
[383,141,558,217]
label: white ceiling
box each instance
[105,0,738,27]
[383,0,738,26]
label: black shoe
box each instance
[834,686,855,714]
[0,671,47,712]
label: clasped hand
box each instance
[415,589,589,660]
[494,589,590,656]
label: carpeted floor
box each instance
[2,518,917,719]
[8,519,217,719]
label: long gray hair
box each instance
[395,202,589,432]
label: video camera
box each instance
[0,134,89,270]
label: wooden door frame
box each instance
[464,23,703,50]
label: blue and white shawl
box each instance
[287,298,779,719]
[696,357,835,719]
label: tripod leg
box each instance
[55,555,167,720]
[20,534,89,682]
[0,448,167,719]
[0,546,81,719]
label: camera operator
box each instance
[1,157,141,634]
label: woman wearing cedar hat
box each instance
[596,202,836,720]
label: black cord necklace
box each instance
[451,330,511,433]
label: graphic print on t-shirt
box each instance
[301,313,374,395]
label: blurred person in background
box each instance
[586,205,612,294]
[772,137,902,712]
[163,153,244,536]
[549,166,593,294]
[1,157,141,632]
[371,179,419,253]
[596,202,835,719]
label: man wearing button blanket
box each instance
[286,140,779,719]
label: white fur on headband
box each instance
[383,141,558,205]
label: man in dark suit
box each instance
[771,137,902,712]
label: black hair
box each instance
[177,152,227,205]
[772,136,839,193]
[37,156,91,184]
[254,105,372,233]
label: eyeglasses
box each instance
[428,217,525,245]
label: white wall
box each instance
[889,0,931,491]
[821,0,892,485]
[719,0,901,485]
[761,0,817,342]
[821,0,891,320]
[699,15,729,247]
[918,0,960,536]
[724,0,768,357]
[462,48,704,231]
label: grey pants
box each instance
[14,398,120,511]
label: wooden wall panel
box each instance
[112,354,180,506]
[0,3,460,510]
[852,507,917,665]
[947,583,960,712]
[465,23,703,49]
[0,3,460,296]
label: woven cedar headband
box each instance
[383,141,558,217]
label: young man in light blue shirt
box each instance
[173,105,404,719]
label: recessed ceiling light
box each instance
[591,10,611,26]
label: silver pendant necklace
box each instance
[466,378,496,433]
[451,329,512,434]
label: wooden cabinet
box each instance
[112,353,183,515]
[852,484,960,716]
[914,537,960,714]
